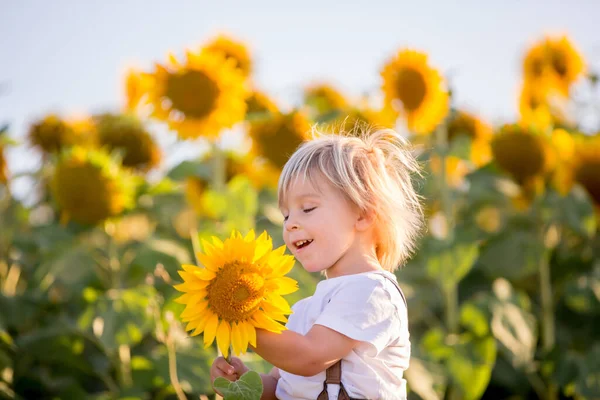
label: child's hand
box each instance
[210,356,250,386]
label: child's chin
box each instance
[302,263,327,274]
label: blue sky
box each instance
[1,0,598,199]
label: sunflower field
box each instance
[0,33,599,400]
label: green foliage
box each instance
[214,371,263,400]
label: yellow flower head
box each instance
[146,49,248,140]
[174,230,298,358]
[491,124,553,185]
[94,113,162,171]
[447,110,493,166]
[203,34,253,77]
[29,114,92,154]
[51,146,136,225]
[523,35,585,95]
[249,110,310,169]
[430,155,471,189]
[303,83,348,117]
[381,49,449,134]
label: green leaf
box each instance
[574,344,600,399]
[213,370,263,400]
[477,226,544,281]
[424,232,479,288]
[446,334,497,400]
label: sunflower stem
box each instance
[166,331,188,400]
[212,141,226,193]
[434,123,459,335]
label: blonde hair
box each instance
[278,124,424,271]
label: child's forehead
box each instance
[279,172,330,205]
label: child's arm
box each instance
[253,325,358,377]
[259,367,280,400]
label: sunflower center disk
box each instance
[207,262,265,323]
[165,70,220,119]
[395,68,427,111]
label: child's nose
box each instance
[285,218,300,231]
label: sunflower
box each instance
[447,110,493,166]
[491,124,553,185]
[51,146,136,225]
[28,115,92,154]
[174,230,298,357]
[146,50,248,140]
[203,34,253,77]
[94,113,162,171]
[523,36,585,95]
[245,90,279,120]
[249,110,310,169]
[381,49,449,134]
[303,83,348,118]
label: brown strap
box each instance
[325,360,342,384]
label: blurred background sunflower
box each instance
[50,146,137,225]
[381,49,449,134]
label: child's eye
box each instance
[283,215,289,222]
[303,207,316,214]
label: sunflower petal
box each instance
[244,321,257,348]
[203,313,219,348]
[230,322,243,356]
[194,268,216,280]
[252,310,285,333]
[269,277,299,295]
[265,293,292,314]
[239,321,249,353]
[190,313,211,336]
[182,264,200,273]
[216,320,231,358]
[196,253,219,272]
[244,229,256,242]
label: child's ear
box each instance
[355,209,376,232]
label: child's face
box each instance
[280,173,361,274]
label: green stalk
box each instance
[212,141,226,193]
[435,123,459,335]
[539,241,557,400]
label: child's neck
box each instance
[325,245,382,279]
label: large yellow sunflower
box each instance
[29,115,92,154]
[303,83,348,118]
[447,110,493,166]
[174,230,298,357]
[146,50,248,140]
[51,146,136,225]
[491,124,553,185]
[381,49,449,134]
[249,110,310,169]
[203,34,253,77]
[94,113,162,171]
[523,35,585,95]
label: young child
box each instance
[210,126,424,399]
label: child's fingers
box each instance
[229,357,249,375]
[211,357,236,381]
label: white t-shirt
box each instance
[275,270,410,400]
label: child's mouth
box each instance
[294,239,313,251]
